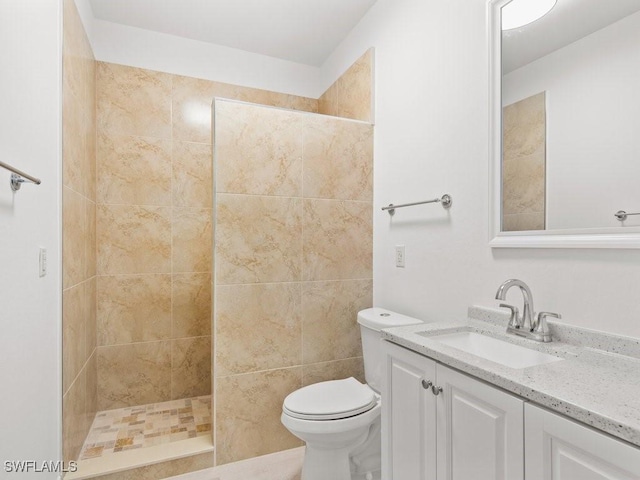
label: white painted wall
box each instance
[321,0,640,339]
[73,0,321,98]
[503,10,640,230]
[0,0,62,476]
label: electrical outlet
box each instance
[395,245,405,268]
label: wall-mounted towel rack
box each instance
[615,210,640,221]
[0,160,42,192]
[382,194,452,216]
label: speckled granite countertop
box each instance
[381,306,640,447]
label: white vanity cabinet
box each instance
[382,340,524,480]
[525,404,640,479]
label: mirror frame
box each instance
[488,0,640,249]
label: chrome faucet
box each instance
[495,279,559,343]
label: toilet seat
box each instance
[283,377,377,421]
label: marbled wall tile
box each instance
[302,279,371,364]
[62,89,85,195]
[97,274,172,345]
[97,133,172,206]
[231,87,283,109]
[216,194,302,284]
[503,92,546,159]
[63,284,86,394]
[63,368,86,464]
[97,62,172,138]
[97,341,171,410]
[85,51,97,137]
[172,273,212,338]
[336,49,373,122]
[502,152,546,215]
[97,204,171,274]
[86,277,97,356]
[282,94,319,113]
[63,0,96,462]
[172,74,317,144]
[173,141,213,208]
[302,357,365,387]
[86,351,98,430]
[216,101,303,196]
[303,199,372,281]
[172,207,213,273]
[216,283,302,376]
[216,368,303,465]
[63,187,86,288]
[303,116,373,201]
[318,82,338,117]
[62,0,85,104]
[85,199,96,278]
[63,0,95,113]
[502,212,545,232]
[84,104,97,202]
[171,337,212,399]
[172,75,218,144]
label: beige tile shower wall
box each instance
[214,100,373,465]
[502,92,546,231]
[318,49,374,123]
[94,62,318,412]
[62,0,97,465]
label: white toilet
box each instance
[281,308,424,480]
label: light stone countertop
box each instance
[381,306,640,448]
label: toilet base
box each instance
[295,417,381,480]
[301,444,354,480]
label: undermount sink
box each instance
[423,330,564,369]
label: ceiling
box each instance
[88,0,378,66]
[502,0,640,74]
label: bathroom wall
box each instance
[502,92,546,232]
[213,100,374,464]
[62,0,98,464]
[318,48,374,122]
[0,0,63,469]
[95,63,318,411]
[503,10,640,230]
[321,0,640,339]
[72,0,320,98]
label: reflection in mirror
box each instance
[501,0,640,232]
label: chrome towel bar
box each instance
[615,210,640,221]
[0,160,41,192]
[382,194,452,216]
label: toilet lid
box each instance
[283,377,377,421]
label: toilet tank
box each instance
[357,308,424,393]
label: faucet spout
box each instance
[495,279,535,331]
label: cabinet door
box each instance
[436,364,524,480]
[525,404,640,479]
[382,341,437,480]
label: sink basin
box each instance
[425,331,564,369]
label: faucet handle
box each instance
[537,311,561,320]
[532,312,561,341]
[499,303,520,329]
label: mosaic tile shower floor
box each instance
[80,396,212,460]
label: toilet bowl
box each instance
[281,308,424,480]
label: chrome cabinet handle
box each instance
[421,379,433,390]
[431,385,443,396]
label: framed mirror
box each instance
[488,0,640,248]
